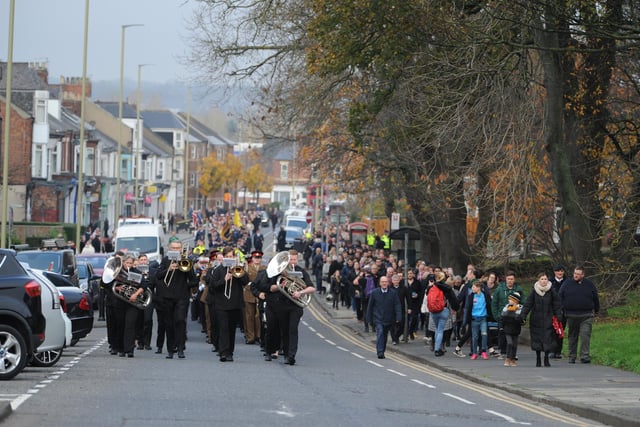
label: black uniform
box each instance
[206,263,248,361]
[155,257,198,357]
[265,265,314,364]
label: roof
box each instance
[95,101,138,119]
[175,112,233,147]
[141,110,185,130]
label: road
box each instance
[1,300,602,427]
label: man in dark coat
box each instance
[366,276,402,359]
[559,266,600,364]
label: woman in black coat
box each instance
[519,272,563,367]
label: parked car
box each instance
[75,253,111,276]
[77,261,101,309]
[260,210,270,227]
[22,266,71,368]
[39,271,94,346]
[16,249,79,286]
[0,249,46,380]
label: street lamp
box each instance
[115,23,143,227]
[134,63,152,216]
[1,0,15,248]
[75,0,90,252]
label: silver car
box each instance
[22,265,72,367]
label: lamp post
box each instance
[1,0,15,248]
[75,0,90,252]
[183,87,191,218]
[134,63,152,217]
[115,23,143,227]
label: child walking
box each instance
[462,280,493,360]
[501,292,523,366]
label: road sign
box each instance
[306,211,313,224]
[391,212,400,230]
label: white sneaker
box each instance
[453,348,466,358]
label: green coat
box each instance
[491,282,525,321]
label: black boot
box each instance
[544,352,551,367]
[536,351,542,367]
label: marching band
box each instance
[100,228,315,365]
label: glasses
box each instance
[254,256,262,259]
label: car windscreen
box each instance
[16,252,60,272]
[287,219,308,230]
[115,236,157,254]
[77,263,89,279]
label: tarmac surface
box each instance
[314,294,640,427]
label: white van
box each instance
[114,224,165,264]
[285,216,311,234]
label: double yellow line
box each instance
[307,302,596,427]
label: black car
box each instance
[40,271,94,346]
[16,249,79,286]
[0,249,47,380]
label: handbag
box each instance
[420,293,428,314]
[552,315,564,339]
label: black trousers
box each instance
[114,300,139,353]
[154,301,167,350]
[273,302,304,359]
[215,308,242,358]
[264,302,281,355]
[160,298,188,353]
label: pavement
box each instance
[313,294,640,427]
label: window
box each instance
[144,160,152,181]
[157,161,165,180]
[191,144,197,159]
[121,158,130,180]
[216,148,224,161]
[174,159,182,178]
[33,144,44,178]
[84,147,95,176]
[175,132,183,150]
[35,99,47,123]
[50,144,59,177]
[280,162,289,179]
[189,172,196,186]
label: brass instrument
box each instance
[221,256,245,299]
[178,246,192,273]
[266,251,311,308]
[105,257,153,309]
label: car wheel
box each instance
[30,348,63,368]
[0,324,28,380]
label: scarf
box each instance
[534,280,552,297]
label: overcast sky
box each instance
[0,0,199,83]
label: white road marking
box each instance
[485,410,532,425]
[442,392,475,405]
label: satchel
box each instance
[552,315,564,339]
[420,293,428,314]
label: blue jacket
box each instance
[366,287,402,326]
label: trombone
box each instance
[221,255,245,299]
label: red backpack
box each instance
[427,285,446,313]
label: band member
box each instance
[244,250,265,345]
[102,250,125,355]
[135,253,156,351]
[265,249,315,365]
[155,240,198,359]
[206,246,248,362]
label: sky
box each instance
[0,0,199,83]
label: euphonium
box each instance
[266,251,310,308]
[112,266,153,309]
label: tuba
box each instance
[266,251,311,308]
[107,257,153,309]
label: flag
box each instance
[234,209,242,227]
